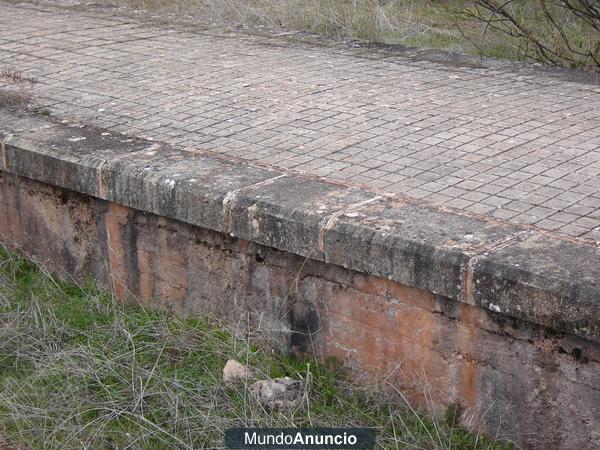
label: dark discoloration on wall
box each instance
[0,172,108,283]
[2,172,600,449]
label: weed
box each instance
[0,66,36,84]
[0,66,38,111]
[0,247,513,448]
[0,89,35,111]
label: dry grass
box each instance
[0,66,37,111]
[0,247,513,448]
[0,90,35,111]
[104,0,465,50]
[456,1,600,70]
[99,0,599,70]
[0,67,36,85]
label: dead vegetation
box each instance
[460,0,600,70]
[0,66,36,85]
[0,89,35,111]
[100,0,600,70]
[0,66,38,112]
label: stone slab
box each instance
[472,233,600,342]
[2,120,152,198]
[1,109,599,344]
[322,196,523,300]
[101,145,280,233]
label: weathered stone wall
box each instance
[2,172,599,449]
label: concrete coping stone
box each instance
[1,109,599,343]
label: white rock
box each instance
[222,359,255,384]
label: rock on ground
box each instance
[222,359,255,384]
[250,376,304,409]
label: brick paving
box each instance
[1,1,599,240]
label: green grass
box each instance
[0,247,512,448]
[100,0,599,71]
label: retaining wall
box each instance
[1,109,599,448]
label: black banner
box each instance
[225,427,375,449]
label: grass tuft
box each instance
[0,247,512,448]
[0,90,35,111]
[0,66,37,111]
[0,67,36,85]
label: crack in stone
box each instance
[221,173,287,234]
[462,229,535,307]
[96,142,166,199]
[318,195,382,254]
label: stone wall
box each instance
[2,172,599,449]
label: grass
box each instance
[0,247,513,448]
[0,90,34,111]
[0,66,37,112]
[0,67,36,85]
[99,0,599,70]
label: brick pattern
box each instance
[1,3,599,240]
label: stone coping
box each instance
[1,109,599,343]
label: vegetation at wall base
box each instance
[0,247,512,448]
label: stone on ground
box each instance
[222,359,255,384]
[251,376,304,409]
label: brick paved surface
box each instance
[1,2,599,240]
